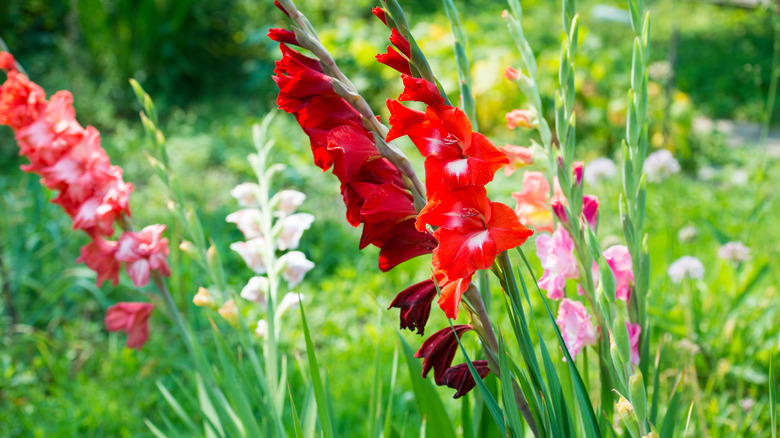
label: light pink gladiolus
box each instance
[230,182,261,207]
[226,208,264,239]
[275,190,306,217]
[276,213,314,250]
[115,224,171,287]
[230,237,268,274]
[499,144,533,176]
[505,109,536,129]
[536,224,579,299]
[627,322,641,365]
[277,251,315,287]
[512,171,554,233]
[556,298,597,360]
[603,245,634,301]
[104,302,154,350]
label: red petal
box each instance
[376,46,412,76]
[487,201,534,252]
[416,185,488,232]
[399,75,444,107]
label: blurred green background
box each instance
[1,0,778,436]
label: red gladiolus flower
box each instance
[415,324,472,384]
[376,45,412,76]
[104,302,154,350]
[441,361,491,398]
[435,273,473,320]
[372,6,388,26]
[388,279,437,335]
[268,28,298,45]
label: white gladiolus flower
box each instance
[277,292,304,317]
[583,157,617,185]
[255,319,268,338]
[717,242,751,263]
[230,183,262,207]
[277,251,315,287]
[241,276,269,303]
[668,256,704,283]
[230,237,268,274]
[644,149,680,183]
[277,213,314,250]
[275,190,307,217]
[226,208,264,239]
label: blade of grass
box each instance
[770,353,777,438]
[289,386,306,438]
[299,294,336,438]
[383,341,400,438]
[499,333,526,438]
[660,370,686,437]
[156,380,200,434]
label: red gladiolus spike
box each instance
[398,75,444,107]
[0,71,47,130]
[441,361,491,398]
[326,125,380,183]
[376,46,412,76]
[388,279,438,335]
[389,28,411,57]
[268,28,299,46]
[415,324,472,384]
[105,302,154,350]
[372,6,389,26]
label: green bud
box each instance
[629,371,647,425]
[617,396,641,437]
[610,339,624,372]
[613,315,631,365]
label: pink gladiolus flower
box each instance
[536,224,578,299]
[603,245,634,301]
[499,144,533,176]
[104,302,154,350]
[573,161,583,185]
[504,67,520,81]
[505,109,535,129]
[276,213,314,250]
[556,298,597,360]
[627,322,641,366]
[116,224,171,287]
[512,171,554,233]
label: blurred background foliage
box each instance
[1,0,778,436]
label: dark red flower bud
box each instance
[415,325,472,384]
[388,279,437,335]
[389,28,411,58]
[372,7,388,26]
[268,28,298,46]
[376,46,412,76]
[440,361,491,398]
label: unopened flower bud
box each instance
[505,109,537,129]
[617,396,641,437]
[193,287,217,309]
[629,372,647,424]
[218,299,239,327]
[504,66,520,81]
[613,315,631,365]
[573,161,583,185]
[179,240,195,254]
[207,245,217,266]
[610,339,623,371]
[551,197,568,224]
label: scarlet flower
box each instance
[388,279,437,335]
[267,28,298,45]
[116,224,171,287]
[415,324,472,384]
[429,187,533,281]
[434,272,473,320]
[376,45,412,76]
[372,6,388,26]
[104,302,154,350]
[440,360,490,398]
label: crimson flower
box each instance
[104,302,154,350]
[388,279,437,335]
[415,324,472,384]
[440,361,491,399]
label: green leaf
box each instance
[498,334,525,438]
[770,353,777,438]
[299,295,336,438]
[397,333,457,438]
[660,371,686,437]
[156,380,200,434]
[289,387,305,438]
